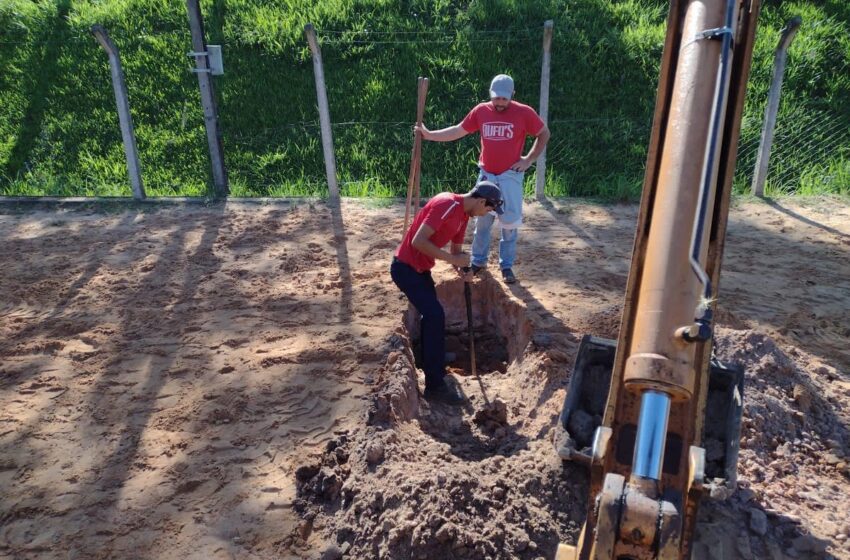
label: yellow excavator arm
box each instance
[554,0,761,558]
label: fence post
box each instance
[186,0,228,199]
[90,25,145,200]
[535,20,554,201]
[304,23,340,202]
[751,16,801,197]
[403,77,429,236]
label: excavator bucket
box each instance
[702,359,745,488]
[554,335,744,490]
[554,336,615,464]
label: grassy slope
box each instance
[0,0,847,198]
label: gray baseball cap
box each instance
[471,180,504,214]
[489,74,514,100]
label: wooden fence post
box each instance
[535,20,554,201]
[403,77,429,236]
[752,16,802,197]
[304,23,340,202]
[186,0,228,199]
[412,77,429,221]
[90,25,145,200]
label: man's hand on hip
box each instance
[510,156,533,172]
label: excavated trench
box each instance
[402,277,537,461]
[404,276,532,376]
[293,276,593,559]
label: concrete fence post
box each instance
[91,25,145,200]
[752,16,802,197]
[186,0,228,199]
[535,20,554,201]
[305,23,340,202]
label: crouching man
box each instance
[390,181,504,405]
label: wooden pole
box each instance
[403,77,428,236]
[411,78,429,226]
[752,16,801,197]
[90,25,145,200]
[186,0,228,199]
[304,23,340,202]
[535,20,554,201]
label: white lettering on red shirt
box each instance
[481,122,515,141]
[460,101,545,174]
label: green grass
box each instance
[0,0,848,199]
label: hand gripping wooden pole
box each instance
[403,77,429,237]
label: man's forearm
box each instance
[524,128,551,162]
[423,125,468,142]
[412,238,454,262]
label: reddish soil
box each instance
[0,197,848,560]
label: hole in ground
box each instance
[342,275,591,559]
[404,275,532,373]
[402,276,534,461]
[411,323,509,376]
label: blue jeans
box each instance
[390,258,445,389]
[471,168,524,270]
[472,215,518,270]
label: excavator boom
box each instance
[554,0,761,558]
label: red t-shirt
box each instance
[395,193,469,273]
[461,101,545,175]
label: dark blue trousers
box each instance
[390,258,445,389]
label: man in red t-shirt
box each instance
[391,182,504,405]
[416,74,550,284]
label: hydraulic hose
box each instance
[683,0,736,343]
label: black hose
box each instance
[685,0,736,342]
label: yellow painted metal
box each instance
[555,543,577,560]
[622,0,735,401]
[590,474,624,560]
[556,0,763,557]
[619,479,661,547]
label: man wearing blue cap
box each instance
[391,181,504,405]
[415,74,550,284]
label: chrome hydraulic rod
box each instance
[632,390,672,480]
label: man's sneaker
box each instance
[472,264,488,276]
[423,380,465,405]
[501,268,517,284]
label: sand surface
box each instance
[1,197,848,559]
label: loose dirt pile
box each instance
[1,197,848,559]
[693,328,850,559]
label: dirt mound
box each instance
[692,328,849,558]
[295,427,588,560]
[293,319,850,559]
[3,198,848,559]
[290,276,589,559]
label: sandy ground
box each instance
[0,197,848,560]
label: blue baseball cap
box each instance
[471,181,504,214]
[489,74,514,100]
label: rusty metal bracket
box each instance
[694,26,732,41]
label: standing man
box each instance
[391,182,504,405]
[416,74,550,284]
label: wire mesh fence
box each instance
[0,6,847,199]
[0,26,210,196]
[733,57,850,195]
[212,24,659,199]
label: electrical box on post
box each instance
[187,46,224,76]
[207,45,223,75]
